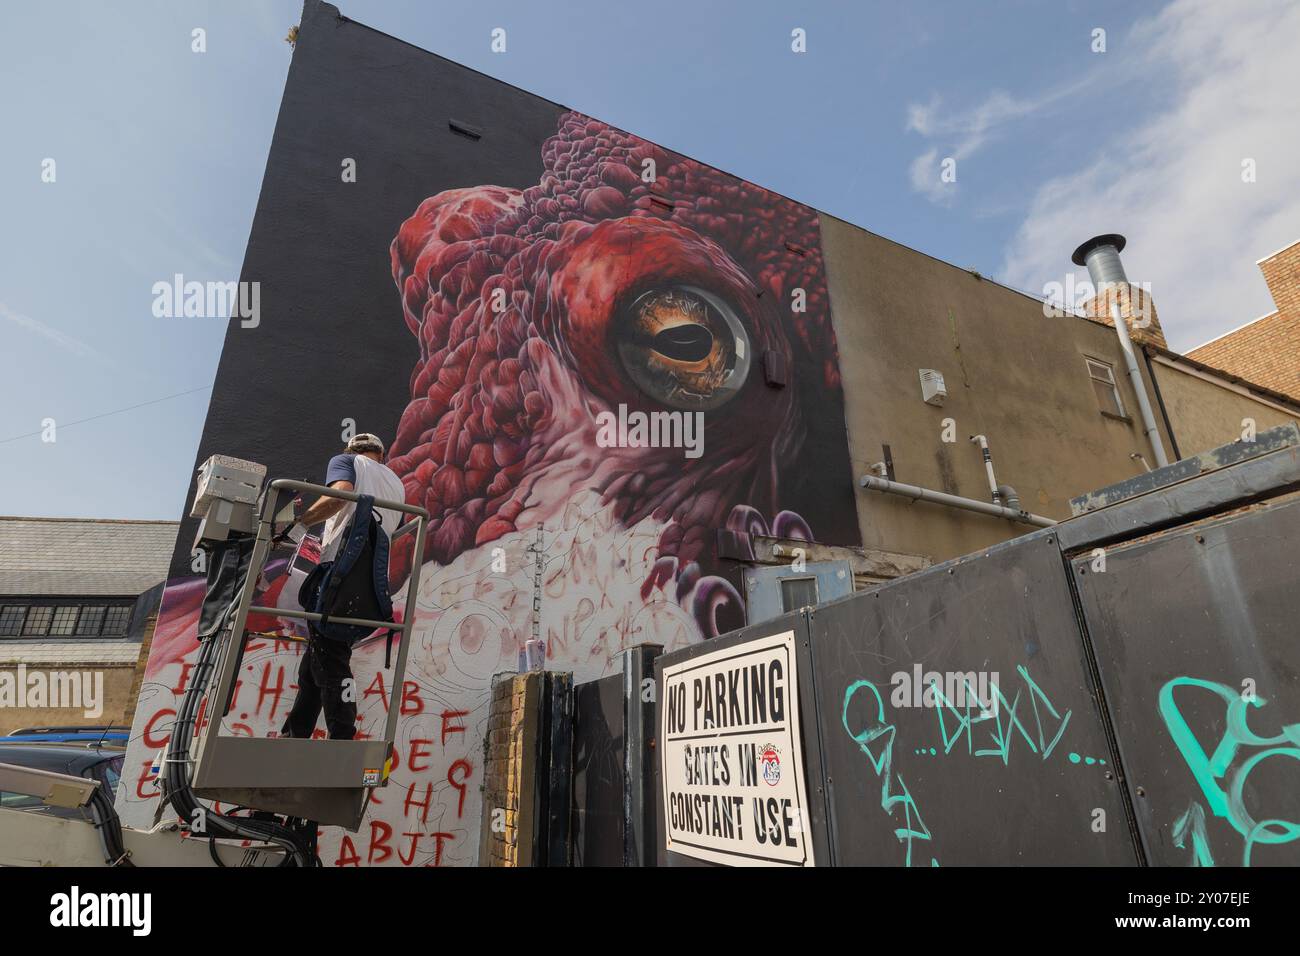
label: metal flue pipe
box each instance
[1110,302,1170,468]
[859,474,1056,528]
[1073,233,1130,289]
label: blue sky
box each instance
[3,0,1298,520]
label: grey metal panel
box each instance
[192,736,388,830]
[1071,495,1300,867]
[1057,443,1300,553]
[193,736,392,789]
[807,533,1138,866]
[1068,421,1299,517]
[0,762,99,808]
[1069,460,1200,517]
[571,674,625,866]
[742,560,854,625]
[654,610,831,866]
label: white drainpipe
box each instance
[859,474,1056,528]
[969,435,1001,504]
[1111,302,1170,468]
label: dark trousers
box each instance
[282,628,356,740]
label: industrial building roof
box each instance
[0,517,178,597]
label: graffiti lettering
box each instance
[931,665,1071,763]
[1160,677,1300,866]
[841,679,936,867]
[842,665,1078,865]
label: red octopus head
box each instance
[386,112,838,583]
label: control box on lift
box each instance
[190,455,267,545]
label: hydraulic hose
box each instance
[87,783,133,866]
[159,575,318,867]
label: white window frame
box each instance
[1086,357,1126,418]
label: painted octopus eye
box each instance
[617,285,751,411]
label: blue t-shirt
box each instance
[325,453,357,486]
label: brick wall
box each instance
[1188,240,1300,396]
[478,672,541,867]
[121,605,161,729]
[0,642,142,733]
[1078,281,1168,349]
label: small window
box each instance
[76,606,107,636]
[49,606,80,636]
[101,605,132,635]
[22,606,53,636]
[0,606,27,635]
[780,577,819,613]
[1086,358,1126,417]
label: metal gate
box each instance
[1070,495,1300,867]
[572,428,1300,866]
[807,530,1137,866]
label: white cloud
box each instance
[909,148,948,204]
[905,81,1090,204]
[1001,0,1300,352]
[0,301,100,360]
[905,94,941,137]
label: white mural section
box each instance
[116,491,698,866]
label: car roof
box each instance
[0,732,130,744]
[10,725,129,735]
[0,743,121,776]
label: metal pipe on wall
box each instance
[969,435,1001,504]
[1111,302,1170,468]
[859,474,1057,527]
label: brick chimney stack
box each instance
[1071,234,1167,349]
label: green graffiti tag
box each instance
[930,665,1072,763]
[842,679,937,867]
[1067,752,1107,766]
[1160,677,1300,866]
[1173,800,1215,867]
[842,666,1076,865]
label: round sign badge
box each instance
[760,743,781,786]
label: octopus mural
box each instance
[385,112,846,636]
[116,111,857,867]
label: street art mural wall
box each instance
[117,5,860,866]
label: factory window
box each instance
[101,606,132,635]
[21,606,54,636]
[49,606,79,636]
[76,606,107,636]
[1086,358,1126,418]
[0,600,133,638]
[0,606,27,635]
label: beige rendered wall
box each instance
[1148,357,1299,458]
[0,663,137,734]
[0,608,157,734]
[820,216,1177,562]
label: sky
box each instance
[2,0,1298,521]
